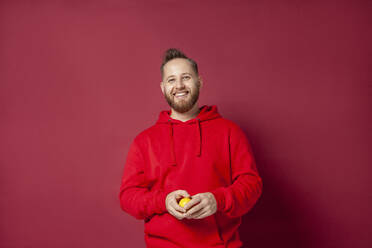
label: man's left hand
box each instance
[183,192,217,219]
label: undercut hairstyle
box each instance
[160,48,198,79]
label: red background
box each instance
[0,1,370,247]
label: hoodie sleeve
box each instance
[211,124,263,218]
[118,136,169,220]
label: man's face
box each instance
[161,58,201,113]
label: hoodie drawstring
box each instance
[168,118,202,166]
[168,120,177,166]
[196,118,201,157]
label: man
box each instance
[118,48,263,248]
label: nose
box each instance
[175,77,185,89]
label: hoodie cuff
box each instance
[211,187,226,212]
[155,189,172,214]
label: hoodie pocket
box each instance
[145,213,225,246]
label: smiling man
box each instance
[161,56,201,116]
[119,48,263,248]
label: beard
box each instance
[164,81,200,113]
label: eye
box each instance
[168,78,175,83]
[182,76,190,80]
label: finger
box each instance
[185,201,205,217]
[168,207,185,220]
[175,190,190,200]
[185,206,204,219]
[192,209,209,219]
[194,210,211,219]
[170,198,186,213]
[176,190,190,197]
[184,196,202,211]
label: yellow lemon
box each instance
[179,197,191,207]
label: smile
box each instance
[173,91,189,98]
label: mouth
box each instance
[173,91,189,99]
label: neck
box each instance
[170,103,201,122]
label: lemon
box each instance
[179,197,191,207]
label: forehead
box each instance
[163,58,194,76]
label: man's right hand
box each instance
[165,190,190,220]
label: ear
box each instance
[198,75,203,88]
[160,81,165,94]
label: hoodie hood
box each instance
[156,105,222,166]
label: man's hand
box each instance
[165,190,190,220]
[183,192,217,219]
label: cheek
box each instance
[188,84,197,92]
[166,88,173,96]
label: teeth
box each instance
[175,92,188,96]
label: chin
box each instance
[164,90,199,113]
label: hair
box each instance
[160,48,198,79]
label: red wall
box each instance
[0,1,370,247]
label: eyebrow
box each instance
[166,73,191,81]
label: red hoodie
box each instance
[119,105,263,248]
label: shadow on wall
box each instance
[237,124,310,248]
[239,178,306,247]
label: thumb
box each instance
[191,193,201,198]
[176,190,190,198]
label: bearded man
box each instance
[119,48,263,248]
